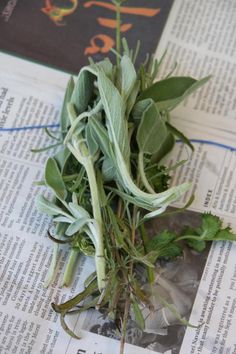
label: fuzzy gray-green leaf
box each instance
[66,218,89,236]
[120,55,137,100]
[36,195,65,216]
[60,77,74,135]
[86,121,99,156]
[71,70,94,115]
[137,100,168,155]
[45,157,67,201]
[97,70,130,163]
[68,202,90,220]
[139,76,210,111]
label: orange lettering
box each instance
[84,34,115,55]
[84,1,160,17]
[97,18,132,32]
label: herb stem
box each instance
[67,139,106,291]
[140,224,155,284]
[138,152,155,194]
[115,0,121,66]
[62,248,79,287]
[176,235,202,242]
[84,157,106,291]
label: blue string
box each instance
[0,123,235,152]
[176,139,236,152]
[0,123,60,132]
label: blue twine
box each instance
[0,123,60,132]
[0,124,235,152]
[176,139,236,152]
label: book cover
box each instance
[0,0,174,73]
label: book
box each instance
[0,0,174,73]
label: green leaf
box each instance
[146,165,170,193]
[53,216,72,223]
[150,132,175,163]
[147,230,175,251]
[36,195,65,216]
[137,100,168,155]
[139,76,210,111]
[139,77,196,101]
[146,230,182,259]
[89,116,115,161]
[52,278,98,312]
[73,236,95,256]
[45,158,67,201]
[97,70,130,163]
[120,55,137,100]
[94,58,113,78]
[68,202,90,220]
[66,218,89,236]
[54,147,71,171]
[167,122,194,151]
[126,80,140,117]
[85,121,99,156]
[60,77,74,135]
[131,300,145,330]
[214,227,236,241]
[71,70,94,115]
[199,213,222,240]
[186,238,206,252]
[132,98,151,123]
[102,158,116,182]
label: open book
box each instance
[0,1,236,353]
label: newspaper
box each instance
[0,0,236,353]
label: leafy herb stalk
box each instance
[34,2,236,353]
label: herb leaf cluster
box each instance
[34,14,235,352]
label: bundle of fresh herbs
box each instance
[35,1,236,353]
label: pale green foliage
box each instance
[33,7,232,350]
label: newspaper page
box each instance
[0,0,236,352]
[1,70,236,354]
[155,0,236,135]
[0,71,160,354]
[153,0,236,352]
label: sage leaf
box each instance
[126,80,140,117]
[66,218,89,236]
[54,148,71,171]
[132,98,151,123]
[68,202,90,220]
[97,70,130,163]
[167,122,194,151]
[53,216,72,223]
[89,116,115,161]
[137,100,168,155]
[45,157,67,201]
[102,158,116,182]
[150,132,175,163]
[120,55,137,100]
[95,58,113,78]
[71,70,94,115]
[60,77,74,136]
[139,76,210,111]
[36,195,65,216]
[85,122,99,156]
